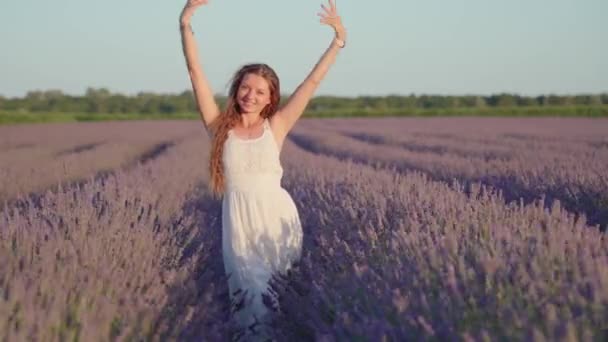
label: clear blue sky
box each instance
[1,0,606,98]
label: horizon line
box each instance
[2,88,608,99]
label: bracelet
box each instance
[334,37,346,48]
[180,23,194,35]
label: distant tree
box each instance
[106,94,130,113]
[25,90,45,101]
[514,96,536,106]
[460,95,486,107]
[487,93,517,107]
[418,95,440,108]
[85,87,111,99]
[588,94,602,105]
[546,94,568,106]
[572,95,602,105]
[474,96,487,107]
[1,88,605,116]
[447,96,461,108]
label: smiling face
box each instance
[236,73,272,115]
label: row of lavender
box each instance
[0,132,236,340]
[273,139,608,340]
[1,118,607,340]
[293,117,608,230]
[0,121,200,204]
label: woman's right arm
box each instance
[180,0,220,129]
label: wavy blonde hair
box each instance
[208,63,280,197]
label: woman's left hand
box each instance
[318,0,346,41]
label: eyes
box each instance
[239,85,267,96]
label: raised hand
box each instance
[317,0,346,41]
[180,0,209,24]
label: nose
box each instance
[244,89,255,100]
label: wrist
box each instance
[333,28,346,48]
[334,26,346,40]
[333,36,346,48]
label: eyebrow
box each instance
[241,83,268,92]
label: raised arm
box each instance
[273,0,347,137]
[180,0,221,130]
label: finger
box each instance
[320,4,332,16]
[317,11,333,20]
[317,13,330,23]
[317,12,331,21]
[320,18,333,26]
[325,2,337,17]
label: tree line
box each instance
[1,88,606,115]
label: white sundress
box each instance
[221,117,303,334]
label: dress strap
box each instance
[263,118,270,130]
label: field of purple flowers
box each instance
[0,121,199,204]
[1,118,607,341]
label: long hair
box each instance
[208,63,280,197]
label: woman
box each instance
[179,0,346,335]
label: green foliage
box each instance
[1,88,607,124]
[109,316,123,340]
[2,88,608,114]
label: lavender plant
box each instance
[291,118,608,230]
[0,120,200,204]
[0,133,231,340]
[1,118,606,341]
[271,140,608,340]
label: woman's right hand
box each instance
[180,0,209,25]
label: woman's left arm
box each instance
[273,0,347,136]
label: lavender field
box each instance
[1,118,607,341]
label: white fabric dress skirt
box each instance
[221,118,303,333]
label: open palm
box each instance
[318,0,346,39]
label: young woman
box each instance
[179,0,346,335]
